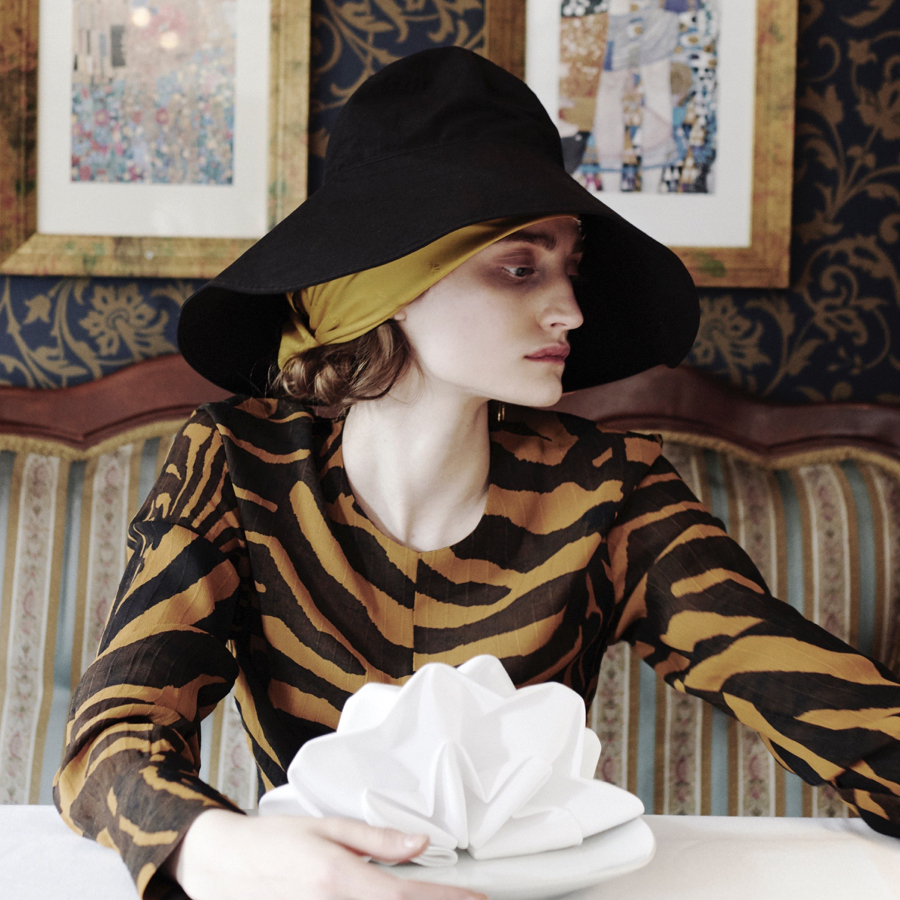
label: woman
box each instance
[55,48,900,900]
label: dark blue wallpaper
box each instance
[1,0,899,402]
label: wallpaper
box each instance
[688,0,900,403]
[1,0,898,402]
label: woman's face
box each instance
[395,217,584,408]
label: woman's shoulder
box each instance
[172,395,338,468]
[489,407,667,520]
[497,405,663,468]
[185,394,341,441]
[191,394,313,426]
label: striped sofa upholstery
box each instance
[1,359,898,823]
[589,439,900,818]
[0,423,256,809]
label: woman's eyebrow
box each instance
[498,230,584,254]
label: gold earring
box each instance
[496,402,506,423]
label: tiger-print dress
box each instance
[54,396,900,898]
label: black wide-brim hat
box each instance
[179,46,699,396]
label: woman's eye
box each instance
[504,266,535,279]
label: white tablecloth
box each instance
[576,815,900,900]
[2,806,899,900]
[2,806,135,899]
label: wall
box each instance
[1,0,898,401]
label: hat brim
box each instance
[178,139,698,395]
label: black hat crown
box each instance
[325,47,564,179]
[178,47,698,396]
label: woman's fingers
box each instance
[310,817,429,862]
[173,811,487,900]
[338,854,487,900]
[308,819,487,900]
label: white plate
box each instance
[381,817,656,900]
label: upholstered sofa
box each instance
[1,356,898,822]
[0,355,252,809]
[558,367,900,818]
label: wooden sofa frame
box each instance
[0,353,230,449]
[8,354,898,465]
[555,365,900,468]
[2,355,899,813]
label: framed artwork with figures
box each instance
[485,0,798,287]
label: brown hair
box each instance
[270,317,415,410]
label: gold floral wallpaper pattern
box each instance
[687,0,900,403]
[0,275,188,387]
[0,0,898,402]
[308,0,483,169]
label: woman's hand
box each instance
[165,809,487,900]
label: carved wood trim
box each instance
[554,366,900,466]
[4,358,899,462]
[0,354,230,448]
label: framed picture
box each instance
[0,0,309,278]
[485,0,798,287]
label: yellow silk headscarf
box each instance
[277,215,563,366]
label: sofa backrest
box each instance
[2,359,899,819]
[557,365,900,818]
[588,440,900,818]
[0,356,253,806]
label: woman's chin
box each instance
[498,381,565,409]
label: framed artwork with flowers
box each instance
[485,0,798,287]
[0,0,309,278]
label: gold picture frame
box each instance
[485,0,798,288]
[0,0,309,279]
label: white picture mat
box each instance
[526,0,757,248]
[37,0,270,239]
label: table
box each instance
[577,815,900,899]
[2,806,899,899]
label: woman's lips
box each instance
[526,345,570,363]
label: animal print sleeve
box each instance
[608,451,900,836]
[54,408,249,899]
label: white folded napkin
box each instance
[258,655,644,865]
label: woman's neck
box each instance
[340,385,492,552]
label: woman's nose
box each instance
[543,277,584,332]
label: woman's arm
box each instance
[53,408,251,896]
[54,408,485,900]
[608,451,900,834]
[164,811,486,900]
